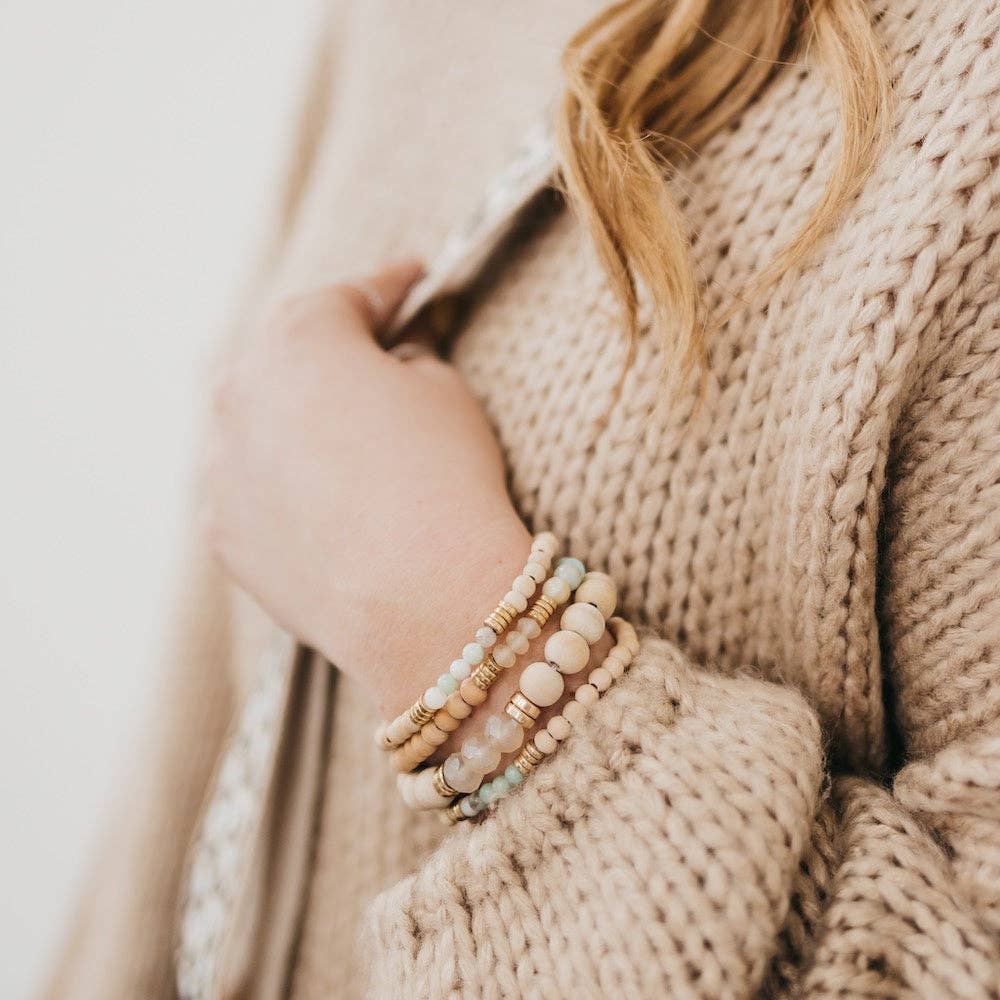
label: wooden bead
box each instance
[605,655,627,679]
[519,661,565,707]
[575,572,618,619]
[446,692,473,719]
[460,677,488,707]
[561,602,606,645]
[534,730,558,755]
[589,666,613,692]
[422,723,449,747]
[433,708,462,733]
[562,700,587,726]
[547,715,572,741]
[575,684,599,707]
[610,616,640,655]
[544,629,590,675]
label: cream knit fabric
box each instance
[47,1,1000,998]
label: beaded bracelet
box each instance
[444,615,640,823]
[391,556,586,776]
[397,570,618,811]
[375,531,559,753]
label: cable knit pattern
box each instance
[46,1,1000,998]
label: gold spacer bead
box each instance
[513,748,538,774]
[408,701,434,727]
[485,604,516,634]
[432,764,457,799]
[472,656,502,691]
[521,740,545,765]
[505,702,535,729]
[527,594,557,626]
[443,800,466,824]
[511,691,541,720]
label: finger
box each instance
[339,258,424,332]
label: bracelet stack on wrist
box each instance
[444,616,639,823]
[375,531,559,756]
[377,530,640,824]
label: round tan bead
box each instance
[460,677,488,707]
[561,602,606,645]
[422,722,450,746]
[575,684,600,707]
[589,666,613,692]
[611,616,640,655]
[534,730,558,755]
[433,708,461,733]
[518,661,565,707]
[547,715,572,741]
[575,572,618,619]
[605,655,626,679]
[524,560,547,583]
[562,700,587,726]
[445,692,473,720]
[533,531,559,555]
[544,629,591,675]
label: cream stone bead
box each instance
[532,531,559,556]
[506,630,529,655]
[513,574,536,597]
[504,590,529,613]
[589,666,613,692]
[524,560,547,583]
[575,684,599,706]
[561,602,606,645]
[485,713,524,753]
[534,730,558,755]
[493,644,516,668]
[605,655,627,679]
[561,700,587,726]
[518,661,565,707]
[547,715,572,741]
[544,629,591,675]
[575,572,618,619]
[517,617,541,639]
[542,577,572,604]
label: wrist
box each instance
[364,509,533,719]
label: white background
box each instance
[0,2,319,994]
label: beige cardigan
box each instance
[47,1,1000,997]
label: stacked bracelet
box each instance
[398,568,615,812]
[392,555,586,776]
[376,531,559,754]
[395,558,588,807]
[445,615,640,823]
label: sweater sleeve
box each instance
[363,307,1000,999]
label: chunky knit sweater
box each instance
[47,1,1000,998]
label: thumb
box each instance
[340,258,424,332]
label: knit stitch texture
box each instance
[46,1,1000,997]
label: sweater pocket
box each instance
[363,637,825,1000]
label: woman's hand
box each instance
[201,261,532,717]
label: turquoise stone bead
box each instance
[436,673,458,695]
[491,775,511,797]
[479,782,495,805]
[462,642,485,665]
[555,557,586,589]
[503,764,524,788]
[504,764,524,786]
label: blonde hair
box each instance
[557,0,891,376]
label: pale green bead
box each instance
[462,642,485,665]
[504,764,524,786]
[555,557,586,590]
[437,673,458,695]
[491,775,511,797]
[479,782,495,805]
